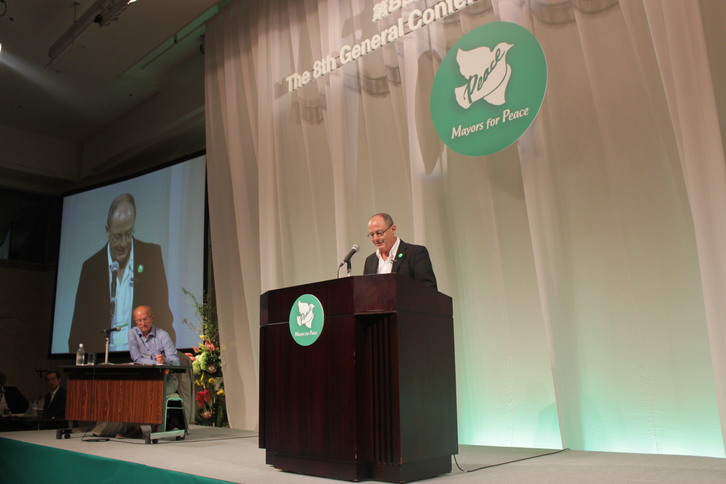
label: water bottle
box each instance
[76,343,86,365]
[27,400,38,417]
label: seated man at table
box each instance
[93,305,180,438]
[128,305,179,367]
[41,371,67,428]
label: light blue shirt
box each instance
[107,243,134,351]
[128,326,179,366]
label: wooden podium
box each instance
[259,274,458,482]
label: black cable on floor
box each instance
[108,433,259,445]
[454,447,571,473]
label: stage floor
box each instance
[2,425,726,483]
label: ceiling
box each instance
[1,2,725,195]
[0,0,229,262]
[0,0,225,192]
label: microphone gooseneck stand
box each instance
[336,260,353,278]
[337,244,359,278]
[103,335,110,365]
[104,292,116,365]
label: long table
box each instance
[62,364,190,443]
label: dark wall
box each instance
[0,188,65,406]
[0,189,61,264]
[0,261,69,405]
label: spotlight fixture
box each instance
[94,0,137,27]
[47,0,140,65]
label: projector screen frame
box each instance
[48,151,209,359]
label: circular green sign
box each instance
[289,294,325,346]
[430,21,547,157]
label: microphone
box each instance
[341,244,360,265]
[109,261,119,299]
[100,326,121,334]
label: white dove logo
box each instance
[454,42,514,109]
[296,301,315,329]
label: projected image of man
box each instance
[68,193,174,353]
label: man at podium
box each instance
[363,213,438,290]
[261,220,456,482]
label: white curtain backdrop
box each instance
[203,0,726,457]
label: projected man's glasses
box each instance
[109,230,134,244]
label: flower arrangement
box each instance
[183,288,228,427]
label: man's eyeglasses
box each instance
[367,224,393,239]
[135,316,152,324]
[109,230,134,244]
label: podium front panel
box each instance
[260,315,360,461]
[260,274,457,482]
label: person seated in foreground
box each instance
[0,372,29,415]
[41,371,67,429]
